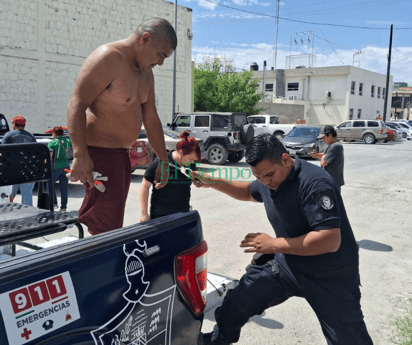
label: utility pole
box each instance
[172,0,178,122]
[383,24,393,122]
[274,0,280,71]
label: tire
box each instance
[228,150,245,162]
[207,143,229,165]
[363,134,376,144]
[241,124,255,145]
[273,131,284,141]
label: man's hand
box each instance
[140,212,150,223]
[154,162,169,189]
[240,233,277,254]
[69,154,95,186]
[310,150,321,159]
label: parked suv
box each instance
[334,120,387,144]
[167,112,253,164]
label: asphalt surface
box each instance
[16,138,412,345]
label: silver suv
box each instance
[334,120,387,144]
[167,112,253,164]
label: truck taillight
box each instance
[175,241,208,315]
[380,128,384,134]
[233,132,238,139]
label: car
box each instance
[386,122,409,138]
[138,127,207,162]
[377,128,396,143]
[129,140,153,172]
[281,126,328,157]
[334,120,387,144]
[384,122,403,139]
[394,122,412,138]
[247,115,297,140]
[167,112,252,165]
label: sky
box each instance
[179,0,412,84]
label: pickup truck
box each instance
[247,115,297,140]
[0,211,207,345]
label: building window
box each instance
[357,109,362,119]
[351,81,355,95]
[349,109,354,120]
[371,85,375,97]
[287,82,299,91]
[265,84,274,92]
[359,83,363,96]
[377,87,381,98]
[383,88,386,100]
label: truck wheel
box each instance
[363,134,376,144]
[207,144,229,165]
[228,150,245,162]
[273,131,284,141]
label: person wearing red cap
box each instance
[1,115,37,206]
[47,126,72,212]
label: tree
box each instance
[194,56,264,115]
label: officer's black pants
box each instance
[213,254,373,344]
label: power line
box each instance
[204,0,412,30]
[320,30,344,64]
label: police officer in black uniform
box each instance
[195,134,373,345]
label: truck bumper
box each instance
[227,143,246,151]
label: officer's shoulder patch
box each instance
[318,194,334,211]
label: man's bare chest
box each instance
[103,72,150,106]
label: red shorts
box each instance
[78,146,131,235]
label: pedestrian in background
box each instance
[311,125,345,193]
[1,115,37,206]
[47,126,71,212]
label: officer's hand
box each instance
[154,162,169,189]
[190,171,212,188]
[70,154,95,187]
[240,233,276,254]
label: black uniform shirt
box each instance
[250,157,358,275]
[144,152,196,217]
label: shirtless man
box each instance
[67,18,177,235]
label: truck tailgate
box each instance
[0,211,205,345]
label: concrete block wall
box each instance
[0,0,192,133]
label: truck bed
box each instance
[0,211,205,345]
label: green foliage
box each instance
[392,303,412,344]
[194,56,264,115]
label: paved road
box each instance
[22,138,412,344]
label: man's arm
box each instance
[139,178,152,222]
[191,171,257,202]
[67,46,120,185]
[141,72,169,189]
[240,228,341,255]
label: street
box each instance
[21,139,412,344]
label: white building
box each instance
[0,0,193,133]
[252,65,393,125]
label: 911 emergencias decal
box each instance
[0,272,80,345]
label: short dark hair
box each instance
[136,18,177,51]
[245,134,287,167]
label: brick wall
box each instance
[0,0,192,132]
